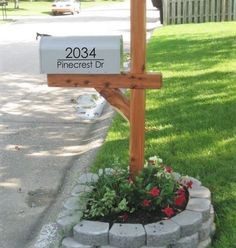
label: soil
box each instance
[92,208,184,227]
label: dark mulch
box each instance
[84,192,189,227]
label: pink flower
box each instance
[162,207,175,218]
[165,166,173,173]
[186,180,193,189]
[149,187,160,197]
[143,199,151,207]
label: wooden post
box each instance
[45,0,163,179]
[130,0,146,178]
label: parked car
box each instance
[51,0,80,15]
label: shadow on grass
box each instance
[93,25,236,246]
[41,11,52,15]
[144,26,236,245]
[6,8,27,12]
[93,39,236,178]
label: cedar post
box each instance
[130,0,146,178]
[45,0,162,178]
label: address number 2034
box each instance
[65,47,96,59]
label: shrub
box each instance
[83,156,192,225]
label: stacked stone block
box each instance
[58,172,215,248]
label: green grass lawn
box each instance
[91,22,236,248]
[4,0,124,16]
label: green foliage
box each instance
[85,187,116,217]
[91,22,236,246]
[83,168,131,218]
[83,157,189,221]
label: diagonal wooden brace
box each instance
[95,88,130,122]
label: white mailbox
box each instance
[40,36,123,74]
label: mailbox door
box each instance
[40,36,123,74]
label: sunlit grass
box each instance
[91,22,236,247]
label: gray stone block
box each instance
[197,237,211,248]
[77,173,99,185]
[99,246,117,248]
[199,219,212,241]
[58,209,80,219]
[63,197,87,211]
[188,177,202,188]
[145,220,180,246]
[63,197,80,211]
[74,220,109,246]
[141,246,168,248]
[179,177,201,189]
[62,237,93,248]
[171,210,202,237]
[171,233,199,248]
[189,186,211,200]
[57,213,82,236]
[210,204,214,215]
[186,198,211,222]
[211,223,216,237]
[109,223,146,248]
[71,185,94,197]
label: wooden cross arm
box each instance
[47,72,162,89]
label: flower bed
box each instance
[57,157,216,248]
[82,156,192,225]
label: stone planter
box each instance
[57,172,215,248]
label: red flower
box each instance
[149,186,160,197]
[177,187,186,196]
[175,194,186,206]
[165,166,173,173]
[186,180,193,189]
[162,207,175,218]
[143,199,151,207]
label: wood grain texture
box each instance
[95,88,130,121]
[47,72,162,89]
[130,0,146,178]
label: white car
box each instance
[51,0,80,15]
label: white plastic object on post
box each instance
[76,93,106,120]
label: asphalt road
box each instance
[0,2,160,248]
